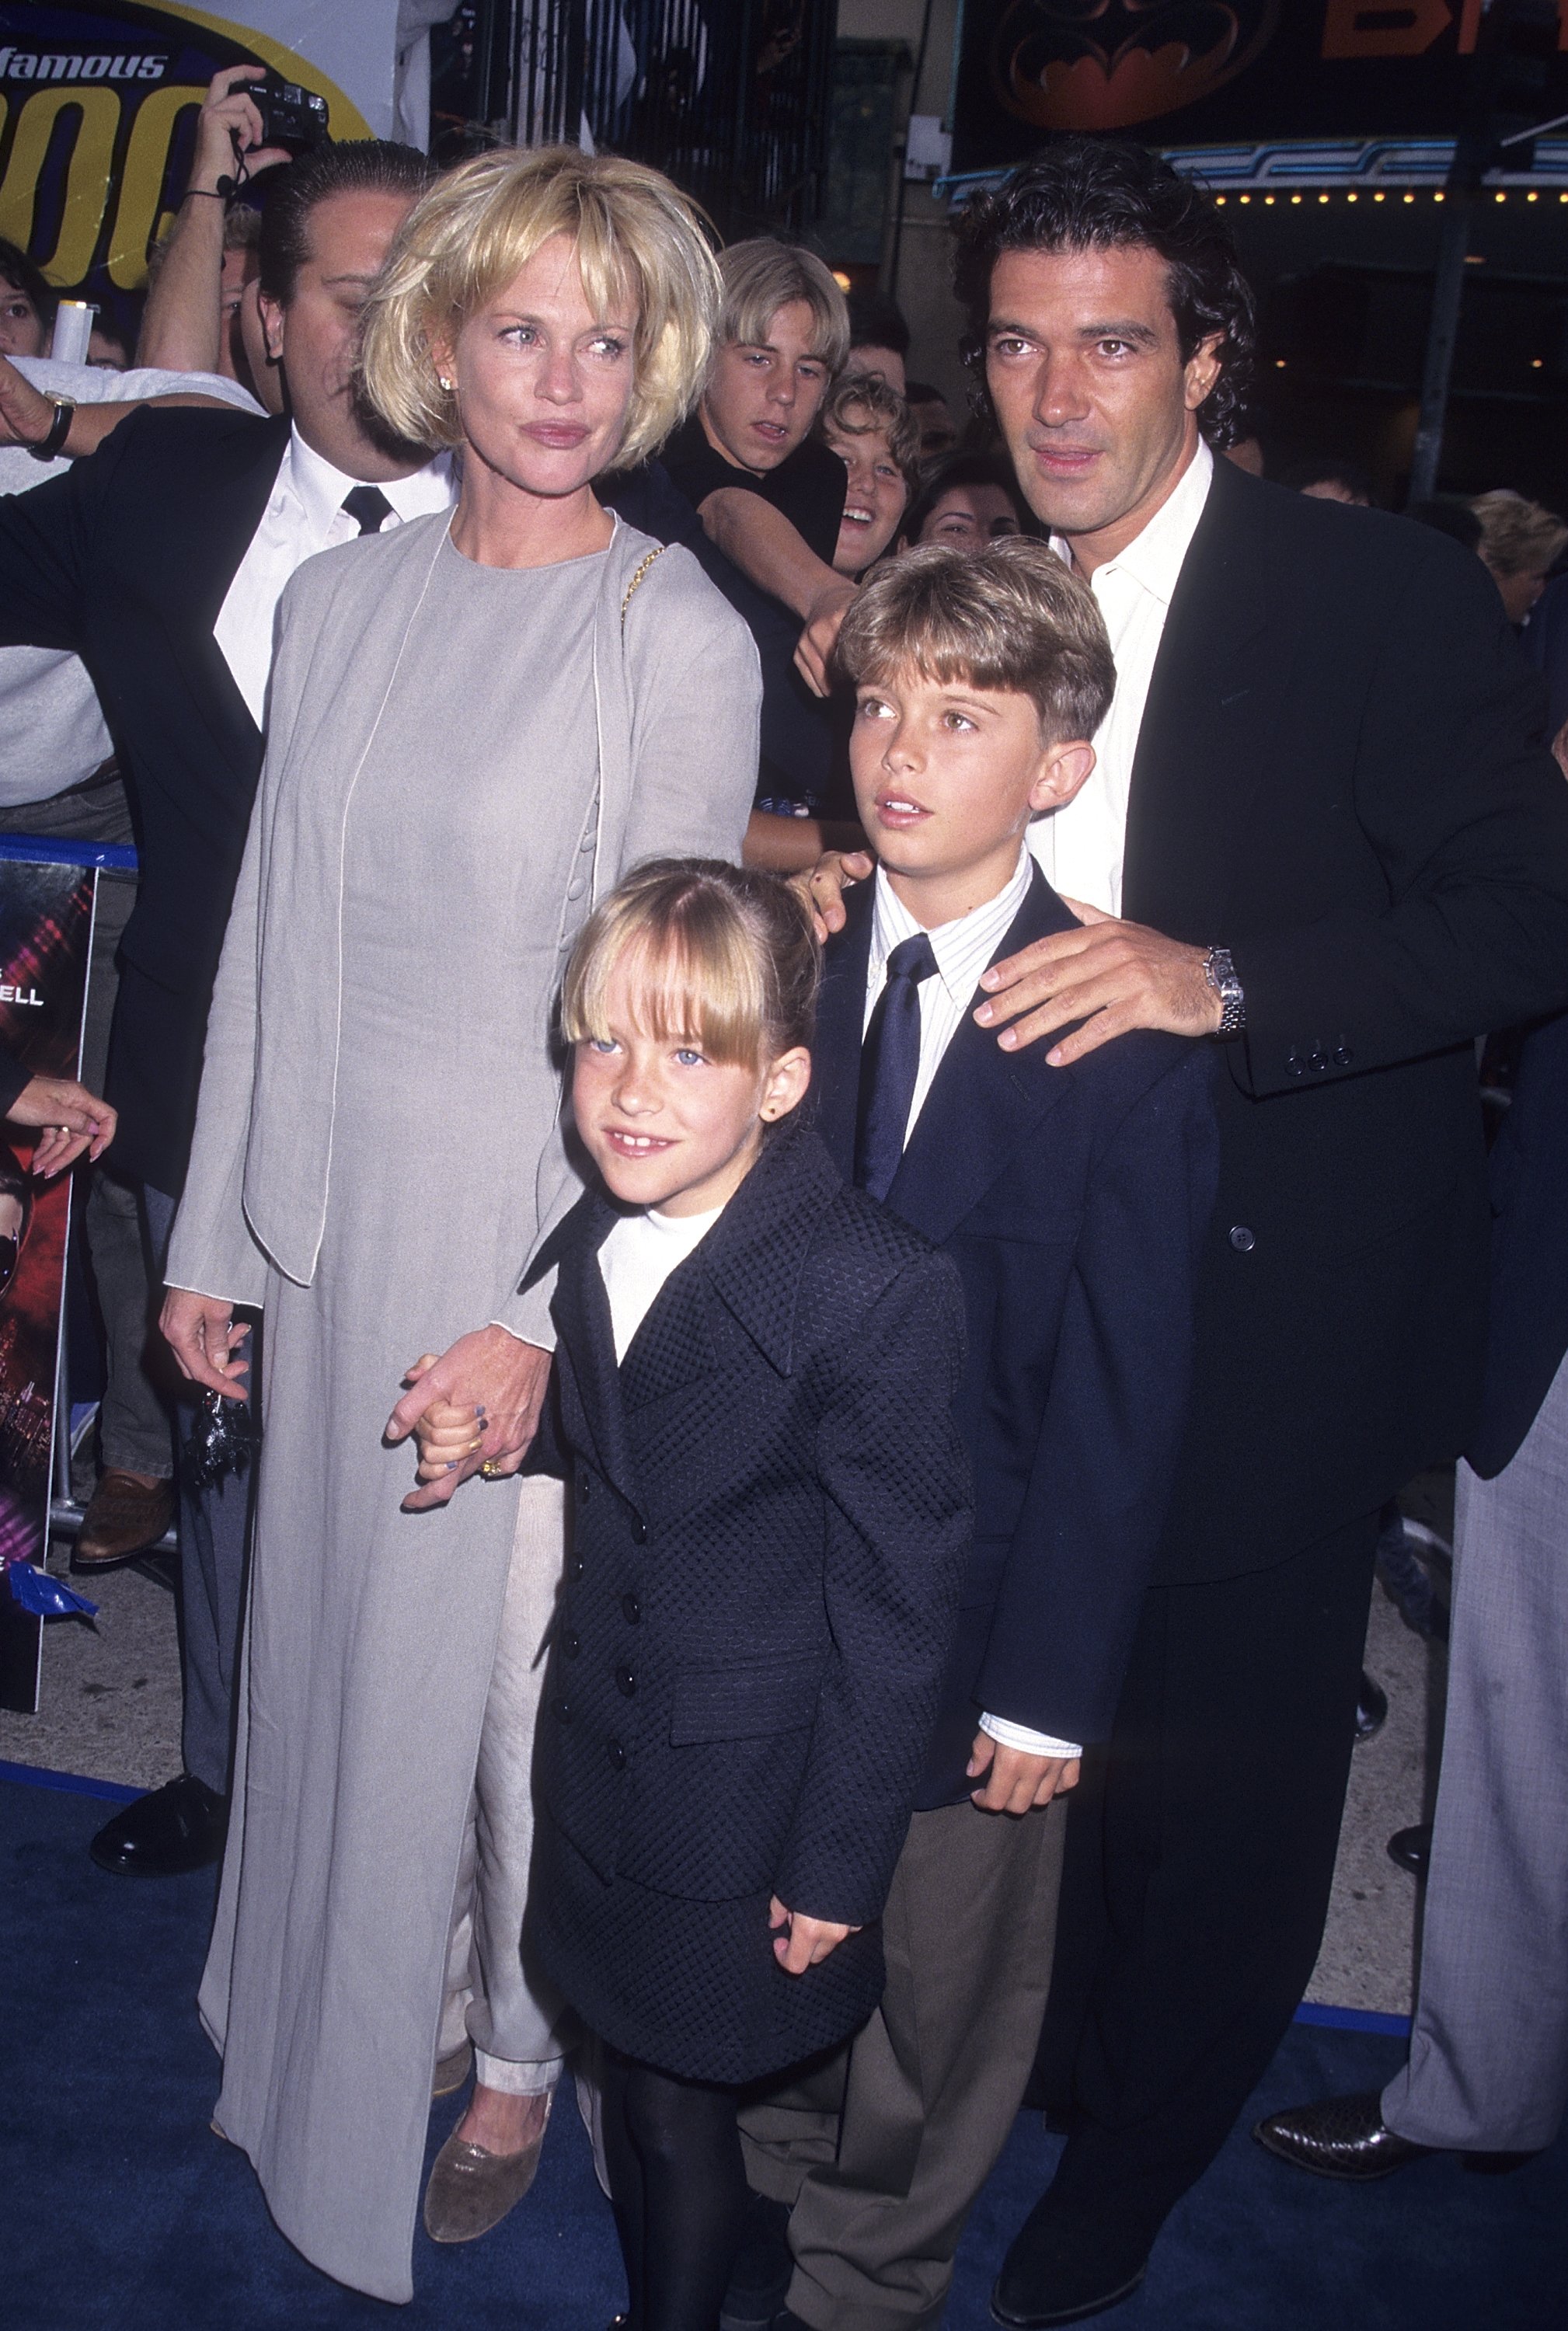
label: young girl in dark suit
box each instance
[416,860,970,2330]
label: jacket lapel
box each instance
[885,868,1081,1247]
[548,1194,639,1507]
[812,880,873,1180]
[152,416,291,767]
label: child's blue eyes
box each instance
[673,1049,705,1068]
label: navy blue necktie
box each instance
[855,932,938,1200]
[341,485,395,535]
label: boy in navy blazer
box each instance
[737,540,1219,2331]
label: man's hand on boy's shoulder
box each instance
[974,897,1222,1066]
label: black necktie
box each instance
[855,933,938,1201]
[341,485,395,535]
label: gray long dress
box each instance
[169,515,759,2301]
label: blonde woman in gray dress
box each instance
[159,148,760,2303]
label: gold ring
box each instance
[479,1459,501,1479]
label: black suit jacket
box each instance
[1119,458,1568,1578]
[531,1120,972,1927]
[0,408,291,1191]
[1467,1012,1568,1479]
[817,870,1218,1796]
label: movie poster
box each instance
[0,853,96,1716]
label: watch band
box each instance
[1203,944,1246,1037]
[30,394,75,462]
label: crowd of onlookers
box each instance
[0,82,1564,2331]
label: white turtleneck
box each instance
[598,1202,726,1363]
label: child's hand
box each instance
[768,1897,860,1975]
[404,1354,486,1482]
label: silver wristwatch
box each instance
[1203,945,1246,1037]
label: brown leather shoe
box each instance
[74,1471,176,1567]
[423,2094,551,2243]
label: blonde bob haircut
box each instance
[562,859,820,1072]
[837,537,1116,746]
[1469,489,1568,580]
[357,145,721,469]
[716,237,850,375]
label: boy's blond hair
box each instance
[714,237,849,375]
[1469,490,1568,580]
[836,536,1115,742]
[562,861,820,1071]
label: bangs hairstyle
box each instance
[817,372,922,498]
[716,238,850,375]
[953,136,1256,450]
[358,145,722,469]
[562,860,821,1071]
[837,537,1114,744]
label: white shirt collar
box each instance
[280,425,455,544]
[870,847,1034,1011]
[1051,434,1213,608]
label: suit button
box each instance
[554,1699,573,1723]
[631,1517,648,1546]
[607,1740,627,1772]
[615,1665,636,1698]
[570,1554,584,1580]
[577,1472,591,1503]
[1286,1049,1305,1078]
[622,1594,642,1625]
[562,1629,580,1660]
[1334,1043,1353,1067]
[1228,1225,1256,1253]
[1308,1047,1329,1072]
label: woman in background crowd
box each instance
[160,144,759,2306]
[901,450,1030,553]
[1470,489,1568,628]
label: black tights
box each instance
[599,2047,750,2331]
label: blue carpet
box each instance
[4,1775,1563,2330]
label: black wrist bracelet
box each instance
[30,395,75,462]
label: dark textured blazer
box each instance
[816,869,1218,1796]
[1467,1011,1568,1479]
[0,407,291,1192]
[530,1119,971,1929]
[1118,457,1568,1580]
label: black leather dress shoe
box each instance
[1387,1822,1431,1876]
[991,2203,1151,2327]
[1253,2092,1434,2179]
[89,1773,228,1876]
[1354,1671,1389,1743]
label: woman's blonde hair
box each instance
[1469,490,1568,580]
[715,237,850,375]
[357,145,721,468]
[562,860,820,1071]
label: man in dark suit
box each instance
[0,136,447,1876]
[737,538,1217,2331]
[1257,1005,1568,2176]
[807,141,1568,2325]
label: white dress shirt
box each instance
[213,426,455,725]
[598,1202,725,1363]
[1032,437,1214,916]
[865,854,1082,1765]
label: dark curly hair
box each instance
[952,138,1256,450]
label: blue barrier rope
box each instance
[0,834,138,872]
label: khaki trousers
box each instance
[441,1473,575,2094]
[741,1793,1067,2331]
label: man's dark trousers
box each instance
[140,1186,256,1796]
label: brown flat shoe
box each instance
[73,1471,176,1567]
[423,2095,552,2243]
[433,2038,473,2099]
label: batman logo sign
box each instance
[988,0,1282,132]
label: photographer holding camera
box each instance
[136,65,312,407]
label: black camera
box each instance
[253,78,332,155]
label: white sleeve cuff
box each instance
[487,1321,553,1354]
[980,1712,1083,1761]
